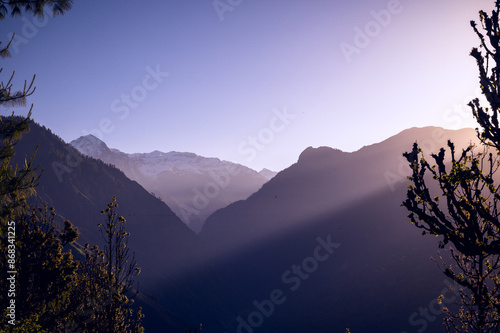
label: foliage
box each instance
[0,313,50,332]
[0,0,73,234]
[402,1,500,332]
[0,0,73,19]
[67,197,144,333]
[0,206,80,331]
[403,142,500,332]
[0,3,144,332]
[469,0,500,152]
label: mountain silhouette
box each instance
[10,122,482,332]
[9,121,235,331]
[201,126,479,252]
[193,126,479,332]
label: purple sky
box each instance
[0,0,493,171]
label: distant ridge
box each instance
[70,135,275,233]
[259,168,278,180]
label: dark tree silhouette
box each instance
[403,142,500,332]
[0,0,73,19]
[403,1,500,332]
[1,5,147,331]
[0,2,82,331]
[469,1,500,152]
[0,0,73,232]
[98,197,143,333]
[0,206,80,332]
[70,197,144,333]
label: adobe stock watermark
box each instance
[6,6,55,55]
[234,234,340,333]
[213,0,243,21]
[5,220,17,326]
[51,64,169,183]
[400,278,460,333]
[340,0,403,63]
[237,107,295,163]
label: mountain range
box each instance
[11,123,217,331]
[195,126,479,332]
[70,135,276,233]
[201,126,480,252]
[10,121,482,332]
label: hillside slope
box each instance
[193,127,478,332]
[10,121,233,331]
[70,135,271,232]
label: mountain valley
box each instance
[9,121,481,332]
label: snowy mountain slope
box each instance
[70,135,274,232]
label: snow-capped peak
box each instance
[70,135,110,157]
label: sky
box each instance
[0,0,494,172]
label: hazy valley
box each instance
[2,1,498,332]
[70,135,276,233]
[9,121,481,332]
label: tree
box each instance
[0,0,74,221]
[0,0,73,19]
[403,142,500,332]
[0,31,38,230]
[0,2,77,331]
[0,0,73,235]
[402,1,500,332]
[0,4,145,332]
[97,197,143,333]
[0,206,80,331]
[69,197,144,333]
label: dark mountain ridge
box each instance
[200,126,479,254]
[193,126,478,331]
[7,120,481,332]
[8,120,236,331]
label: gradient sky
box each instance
[0,0,494,171]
